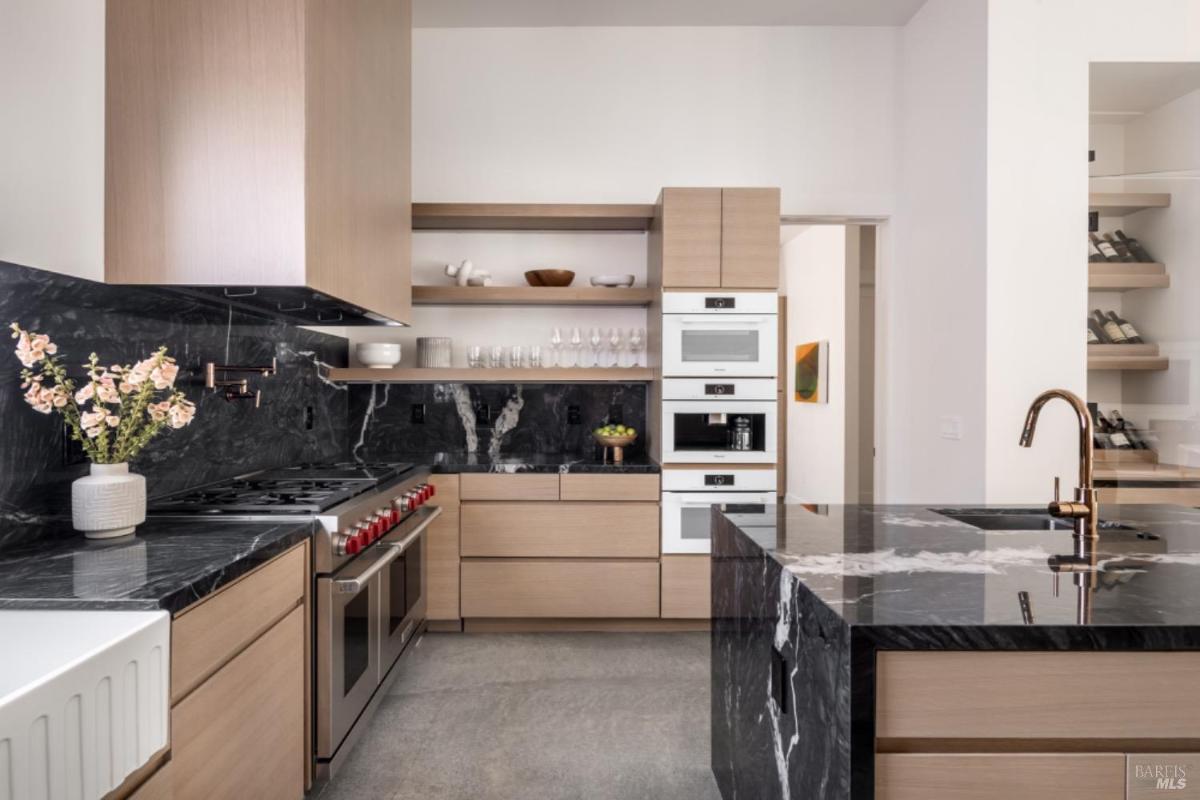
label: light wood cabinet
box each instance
[660,555,711,619]
[654,187,779,289]
[461,560,660,618]
[105,0,412,324]
[461,502,659,558]
[876,754,1126,800]
[172,606,305,799]
[460,473,560,501]
[559,473,660,501]
[427,475,461,621]
[127,762,172,800]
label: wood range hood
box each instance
[104,0,413,326]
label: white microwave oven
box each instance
[661,292,778,378]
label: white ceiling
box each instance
[413,0,929,28]
[1090,62,1200,115]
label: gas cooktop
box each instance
[147,461,416,515]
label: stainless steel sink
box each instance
[931,508,1147,534]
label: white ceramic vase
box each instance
[72,463,146,539]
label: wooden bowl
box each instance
[524,269,575,287]
[593,432,637,464]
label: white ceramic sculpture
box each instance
[445,259,493,287]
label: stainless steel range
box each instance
[148,460,442,780]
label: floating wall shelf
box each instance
[412,202,655,231]
[328,367,655,383]
[1088,262,1169,291]
[1087,344,1169,371]
[412,286,654,306]
[1088,192,1171,217]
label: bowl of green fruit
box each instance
[593,423,637,464]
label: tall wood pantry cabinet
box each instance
[651,187,780,289]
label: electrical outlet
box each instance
[567,405,582,425]
[608,404,622,424]
[473,401,490,426]
[304,405,315,430]
[411,403,425,424]
[939,416,964,441]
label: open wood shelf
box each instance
[1095,462,1200,483]
[1088,192,1171,217]
[1087,354,1169,371]
[1088,343,1159,357]
[328,367,654,383]
[1094,449,1158,465]
[1088,262,1169,291]
[413,286,654,306]
[412,203,656,231]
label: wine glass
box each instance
[549,327,563,367]
[608,328,623,367]
[569,327,583,368]
[588,327,603,368]
[628,327,645,368]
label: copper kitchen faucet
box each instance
[1019,388,1100,541]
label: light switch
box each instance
[939,416,963,441]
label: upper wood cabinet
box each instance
[652,187,780,290]
[105,0,412,325]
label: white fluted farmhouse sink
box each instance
[0,610,170,800]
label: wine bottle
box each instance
[1115,230,1154,263]
[1107,311,1144,344]
[1110,410,1148,450]
[1103,233,1135,262]
[1088,236,1106,263]
[1094,409,1116,449]
[1090,233,1120,261]
[1095,309,1128,344]
[1089,404,1110,449]
[1088,318,1109,344]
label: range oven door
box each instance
[317,545,395,761]
[661,400,777,464]
[662,314,778,377]
[378,505,440,679]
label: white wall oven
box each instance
[661,468,777,554]
[661,378,777,464]
[662,291,778,378]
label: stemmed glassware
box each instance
[607,328,623,367]
[569,327,584,368]
[549,327,563,367]
[628,327,645,368]
[588,328,603,368]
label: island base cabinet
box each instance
[461,560,660,618]
[170,605,305,799]
[876,754,1126,800]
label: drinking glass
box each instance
[549,327,563,367]
[467,345,483,368]
[608,328,623,367]
[489,345,504,369]
[508,345,524,369]
[568,327,583,368]
[528,345,543,368]
[628,327,646,368]
[588,327,603,367]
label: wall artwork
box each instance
[794,341,829,404]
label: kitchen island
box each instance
[712,503,1200,800]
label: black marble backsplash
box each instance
[0,260,349,537]
[349,382,648,462]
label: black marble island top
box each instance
[0,518,311,614]
[401,451,661,474]
[711,503,1200,800]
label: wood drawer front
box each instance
[430,473,460,506]
[559,474,660,502]
[660,555,710,619]
[461,560,660,618]
[876,754,1126,800]
[171,542,306,703]
[460,473,559,501]
[128,762,172,800]
[427,506,461,620]
[461,503,659,558]
[172,605,305,800]
[877,651,1200,740]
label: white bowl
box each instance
[356,342,401,369]
[590,274,636,288]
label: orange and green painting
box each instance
[794,341,826,403]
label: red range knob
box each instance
[346,537,361,555]
[390,508,402,525]
[422,485,433,501]
[428,483,437,498]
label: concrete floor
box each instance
[318,631,721,800]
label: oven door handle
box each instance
[334,546,401,594]
[379,505,442,555]
[675,318,768,328]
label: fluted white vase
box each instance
[72,462,146,539]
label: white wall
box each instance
[0,0,104,281]
[883,0,988,504]
[984,0,1200,503]
[782,226,847,503]
[411,26,898,215]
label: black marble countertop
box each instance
[0,518,311,614]
[724,503,1200,629]
[402,451,661,474]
